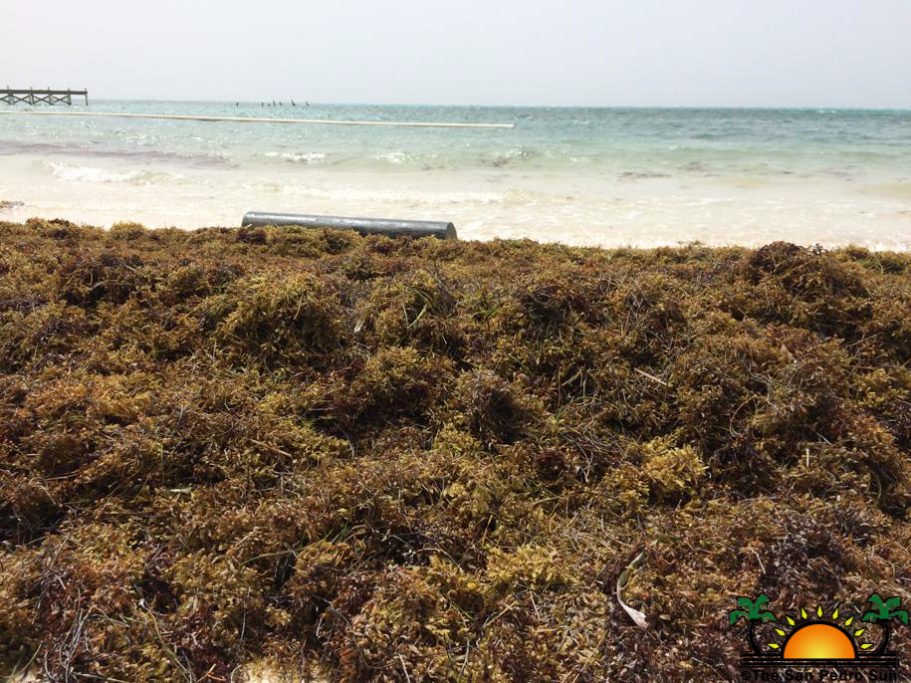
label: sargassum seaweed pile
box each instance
[2,219,911,681]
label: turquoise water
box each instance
[3,101,910,178]
[1,101,910,248]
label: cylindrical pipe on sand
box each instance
[242,211,458,240]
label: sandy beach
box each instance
[2,157,911,249]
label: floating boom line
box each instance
[0,110,514,129]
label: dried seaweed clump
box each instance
[2,221,911,681]
[215,272,348,366]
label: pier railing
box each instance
[2,88,88,105]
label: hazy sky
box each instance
[5,0,910,107]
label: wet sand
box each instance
[1,151,910,249]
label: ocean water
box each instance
[1,101,910,248]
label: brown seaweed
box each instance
[2,221,911,680]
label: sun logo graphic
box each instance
[730,594,906,680]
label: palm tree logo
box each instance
[730,593,904,674]
[861,594,909,655]
[729,594,776,654]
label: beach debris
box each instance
[242,211,458,240]
[616,552,649,629]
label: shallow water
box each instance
[1,102,910,248]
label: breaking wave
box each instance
[48,162,183,185]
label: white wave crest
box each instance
[263,151,328,164]
[48,162,182,185]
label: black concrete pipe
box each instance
[242,211,457,240]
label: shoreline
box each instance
[2,161,910,251]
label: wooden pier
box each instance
[2,87,88,106]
